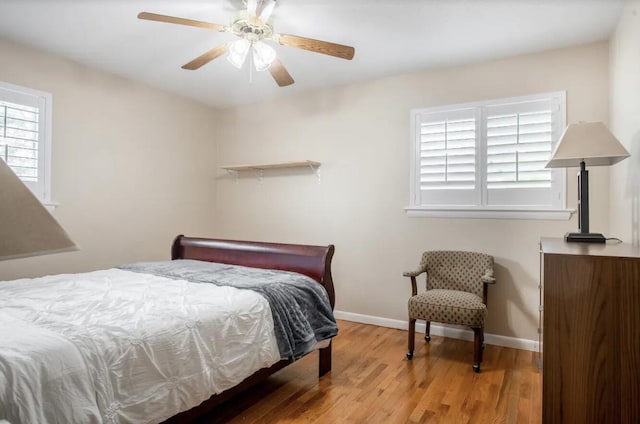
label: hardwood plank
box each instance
[195,320,541,423]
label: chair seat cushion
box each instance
[408,289,486,327]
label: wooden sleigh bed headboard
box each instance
[165,235,337,423]
[171,235,336,308]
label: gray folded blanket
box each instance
[119,259,338,360]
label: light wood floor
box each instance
[197,320,541,423]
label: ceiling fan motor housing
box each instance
[230,14,273,42]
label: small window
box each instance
[0,81,52,203]
[408,92,570,219]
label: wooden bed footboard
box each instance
[164,235,336,423]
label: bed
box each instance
[0,235,336,424]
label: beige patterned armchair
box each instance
[403,250,496,372]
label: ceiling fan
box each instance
[138,0,355,87]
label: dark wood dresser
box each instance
[540,238,640,423]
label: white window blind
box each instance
[410,92,566,216]
[419,108,476,190]
[0,100,40,183]
[484,97,563,207]
[0,81,51,202]
[414,108,479,206]
[487,110,552,189]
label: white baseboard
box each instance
[334,310,539,352]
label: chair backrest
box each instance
[420,251,493,298]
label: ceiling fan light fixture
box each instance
[227,38,250,69]
[252,41,277,71]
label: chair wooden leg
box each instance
[407,318,416,359]
[472,327,483,372]
[424,321,431,342]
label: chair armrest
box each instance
[481,270,496,284]
[403,269,425,278]
[403,268,425,297]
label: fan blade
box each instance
[182,43,230,70]
[269,58,294,87]
[138,12,225,32]
[277,34,354,60]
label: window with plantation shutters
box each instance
[409,92,569,219]
[1,101,39,182]
[0,81,52,203]
[415,107,479,206]
[486,108,553,190]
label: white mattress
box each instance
[0,268,281,424]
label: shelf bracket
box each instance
[308,163,321,184]
[257,169,264,184]
[225,169,239,184]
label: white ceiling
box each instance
[0,0,626,109]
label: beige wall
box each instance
[0,37,613,342]
[216,42,610,341]
[610,1,640,244]
[0,39,219,280]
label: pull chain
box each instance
[249,43,254,84]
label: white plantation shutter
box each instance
[0,82,51,201]
[486,110,552,189]
[414,108,479,206]
[485,96,563,207]
[1,101,40,182]
[410,92,566,212]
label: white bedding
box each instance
[0,268,281,424]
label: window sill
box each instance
[405,206,574,220]
[42,201,59,213]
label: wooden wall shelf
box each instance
[221,160,320,172]
[221,160,321,183]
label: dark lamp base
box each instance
[564,232,606,243]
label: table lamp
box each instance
[0,158,76,260]
[545,121,630,243]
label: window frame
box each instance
[0,81,53,207]
[407,92,572,220]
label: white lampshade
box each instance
[252,41,276,71]
[546,121,630,168]
[227,39,250,69]
[0,159,76,261]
